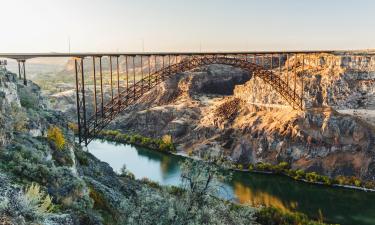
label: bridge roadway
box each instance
[0,50,343,60]
[0,49,373,59]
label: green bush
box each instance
[274,162,290,173]
[140,177,161,189]
[334,175,346,185]
[294,169,305,180]
[364,181,375,189]
[256,162,272,171]
[141,137,152,146]
[75,150,89,166]
[18,87,38,109]
[167,186,185,196]
[286,169,296,177]
[11,103,28,132]
[255,206,330,225]
[305,172,319,183]
[320,176,332,185]
[99,130,176,153]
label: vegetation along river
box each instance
[88,139,375,225]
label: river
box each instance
[87,139,375,225]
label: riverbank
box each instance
[97,129,375,192]
[97,130,176,153]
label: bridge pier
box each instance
[92,57,98,129]
[17,59,27,85]
[74,57,88,146]
[116,56,121,113]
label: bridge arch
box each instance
[84,55,303,144]
[149,56,303,109]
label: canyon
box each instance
[100,53,375,180]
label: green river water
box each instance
[88,139,375,225]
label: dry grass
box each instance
[24,183,54,214]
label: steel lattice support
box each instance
[74,57,88,145]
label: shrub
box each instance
[305,172,319,183]
[248,164,254,171]
[162,134,172,145]
[255,206,328,225]
[18,87,38,109]
[24,183,54,214]
[89,187,111,212]
[274,162,289,173]
[47,126,65,150]
[286,169,297,177]
[364,181,375,189]
[334,175,347,185]
[353,178,361,187]
[320,176,332,185]
[129,134,143,144]
[255,162,272,171]
[68,122,78,134]
[11,103,28,132]
[141,137,152,146]
[119,165,135,179]
[140,177,161,189]
[168,186,185,196]
[75,150,89,166]
[159,134,175,152]
[294,169,305,180]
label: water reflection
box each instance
[88,139,375,225]
[234,182,297,213]
[135,146,180,179]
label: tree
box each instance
[180,160,226,207]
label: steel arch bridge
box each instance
[2,50,373,145]
[74,55,303,145]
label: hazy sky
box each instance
[1,0,375,52]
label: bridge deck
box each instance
[0,49,374,60]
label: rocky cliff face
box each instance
[109,54,375,180]
[0,69,50,146]
[0,68,138,225]
[238,53,375,110]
